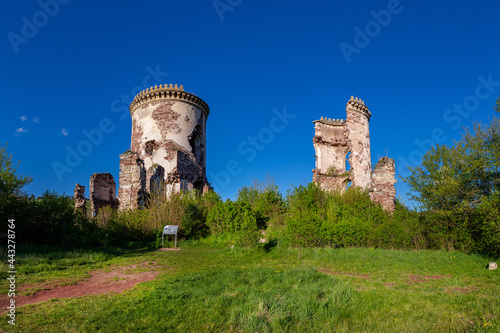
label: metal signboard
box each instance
[162,225,179,248]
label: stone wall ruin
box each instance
[313,97,396,212]
[370,157,397,212]
[74,183,86,216]
[89,173,119,216]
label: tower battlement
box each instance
[313,117,345,125]
[346,96,371,120]
[130,84,210,117]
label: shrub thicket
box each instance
[419,194,500,256]
[4,191,100,248]
[284,184,424,250]
[206,200,260,247]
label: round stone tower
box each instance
[344,96,372,189]
[118,84,210,210]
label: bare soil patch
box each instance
[0,261,162,311]
[407,274,448,284]
[447,286,478,294]
[318,268,370,279]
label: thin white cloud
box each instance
[15,127,29,137]
[60,128,69,137]
[33,118,40,123]
[20,116,27,122]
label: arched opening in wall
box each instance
[345,151,352,189]
[345,151,351,171]
[146,140,158,156]
[189,125,204,166]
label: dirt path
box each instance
[0,261,162,311]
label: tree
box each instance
[403,97,500,211]
[0,143,32,198]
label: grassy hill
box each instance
[1,240,498,332]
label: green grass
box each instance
[1,242,499,332]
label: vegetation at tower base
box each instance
[402,97,500,256]
[283,184,423,249]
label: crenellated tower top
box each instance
[129,84,210,117]
[346,96,371,120]
[313,117,345,126]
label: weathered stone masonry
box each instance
[118,84,211,211]
[89,173,119,216]
[117,151,146,211]
[369,157,397,212]
[74,183,86,216]
[313,97,396,212]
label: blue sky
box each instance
[2,0,500,204]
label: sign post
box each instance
[162,225,179,248]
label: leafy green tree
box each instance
[403,97,500,211]
[0,143,32,197]
[0,143,32,220]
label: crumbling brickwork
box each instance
[119,84,211,210]
[74,183,86,216]
[370,157,397,212]
[312,97,396,212]
[312,118,350,192]
[89,173,118,216]
[118,151,146,211]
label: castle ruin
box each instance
[118,84,211,211]
[75,88,397,216]
[312,96,396,212]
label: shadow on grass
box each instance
[263,239,278,253]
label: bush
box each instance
[237,177,285,229]
[206,199,260,247]
[284,184,423,250]
[418,194,500,256]
[6,191,100,248]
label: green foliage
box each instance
[418,194,500,256]
[0,143,33,223]
[0,142,32,197]
[237,177,285,229]
[284,184,420,249]
[401,98,500,256]
[8,191,100,248]
[403,114,500,211]
[285,209,325,247]
[206,199,260,247]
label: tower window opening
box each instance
[146,140,157,156]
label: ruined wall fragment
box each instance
[74,183,86,216]
[312,118,350,192]
[89,173,118,216]
[118,151,146,211]
[370,157,397,213]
